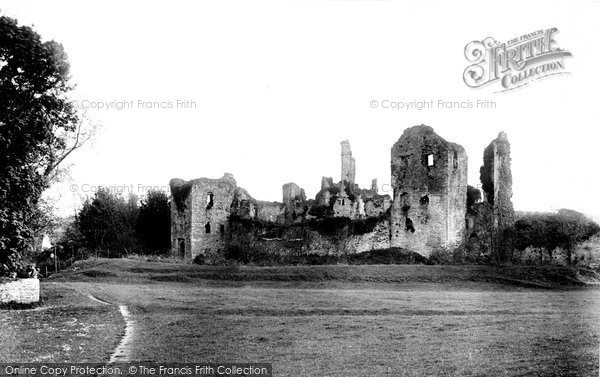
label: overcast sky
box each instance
[1,0,599,222]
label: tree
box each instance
[136,190,170,253]
[76,190,140,256]
[513,210,600,265]
[555,209,600,265]
[0,15,80,277]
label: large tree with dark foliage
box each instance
[76,190,139,256]
[514,209,600,265]
[0,15,79,277]
[136,190,171,253]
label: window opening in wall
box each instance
[220,224,225,235]
[405,218,415,233]
[205,222,211,234]
[427,154,434,167]
[453,151,458,169]
[206,192,214,209]
[420,195,429,206]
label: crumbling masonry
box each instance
[390,126,468,253]
[170,125,514,261]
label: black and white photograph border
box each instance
[1,0,599,376]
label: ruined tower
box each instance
[341,140,356,184]
[371,178,378,193]
[479,132,515,258]
[282,182,306,224]
[390,125,468,255]
[170,173,237,260]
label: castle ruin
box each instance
[390,126,468,253]
[170,125,514,261]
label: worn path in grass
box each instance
[37,259,600,376]
[61,281,600,375]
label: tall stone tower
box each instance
[169,173,237,260]
[390,125,468,256]
[341,140,356,184]
[479,132,515,259]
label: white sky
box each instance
[1,0,599,222]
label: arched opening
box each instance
[206,192,214,209]
[205,222,211,234]
[420,195,429,206]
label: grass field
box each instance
[3,258,600,376]
[0,283,122,362]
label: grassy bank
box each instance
[48,257,600,290]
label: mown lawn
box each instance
[56,259,600,376]
[4,258,600,376]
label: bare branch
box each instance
[43,109,97,180]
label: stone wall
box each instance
[227,214,391,259]
[0,278,40,304]
[345,218,391,253]
[255,201,285,223]
[390,125,467,256]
